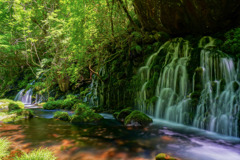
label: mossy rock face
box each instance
[116,108,133,122]
[8,103,21,112]
[124,110,153,126]
[53,111,70,121]
[155,153,176,160]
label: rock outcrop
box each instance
[133,0,240,35]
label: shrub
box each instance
[71,103,104,123]
[74,103,89,115]
[71,110,103,123]
[8,103,21,112]
[124,110,153,126]
[0,138,10,159]
[14,148,57,160]
[48,97,55,102]
[222,27,240,58]
[43,99,77,110]
[53,111,70,121]
[62,100,74,110]
[43,100,62,110]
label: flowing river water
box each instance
[1,107,240,160]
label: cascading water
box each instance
[14,89,33,104]
[138,38,192,124]
[137,36,240,137]
[83,74,99,106]
[193,38,240,137]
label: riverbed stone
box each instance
[155,153,176,160]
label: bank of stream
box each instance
[1,107,240,160]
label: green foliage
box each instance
[8,103,21,112]
[74,103,89,115]
[222,27,240,57]
[14,148,57,160]
[116,108,133,122]
[0,99,24,109]
[43,95,79,110]
[71,103,103,123]
[0,138,10,159]
[48,97,55,102]
[13,109,34,118]
[43,101,62,110]
[53,111,70,121]
[124,110,153,126]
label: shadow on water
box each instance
[1,108,240,160]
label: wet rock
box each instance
[133,0,240,35]
[155,153,177,160]
[124,110,153,126]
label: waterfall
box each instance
[14,89,33,104]
[137,36,240,137]
[83,74,99,106]
[138,38,192,123]
[14,89,25,101]
[193,43,240,137]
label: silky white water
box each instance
[137,36,240,137]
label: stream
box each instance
[1,107,240,160]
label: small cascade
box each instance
[14,89,33,104]
[137,36,240,137]
[14,89,25,101]
[193,38,240,137]
[83,74,99,106]
[154,39,191,123]
[138,38,192,123]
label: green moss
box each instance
[124,110,153,126]
[155,153,176,160]
[74,103,89,115]
[222,27,240,58]
[220,79,226,91]
[13,109,34,118]
[53,111,70,121]
[43,101,61,110]
[0,138,10,159]
[116,108,133,122]
[0,99,24,109]
[71,110,103,123]
[113,111,120,119]
[8,103,21,112]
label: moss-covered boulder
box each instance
[155,153,176,160]
[71,110,103,123]
[70,103,104,123]
[124,110,153,126]
[8,103,21,112]
[53,111,70,121]
[115,108,133,122]
[14,109,34,118]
